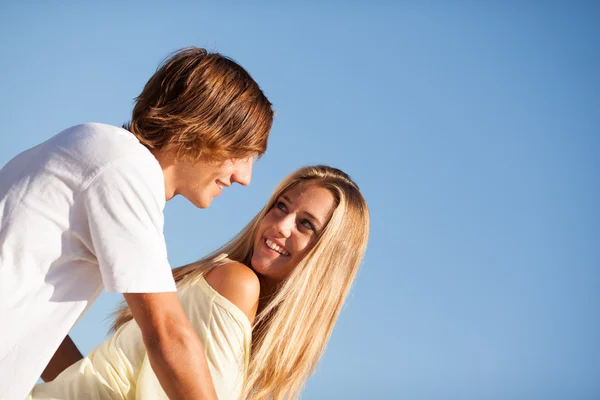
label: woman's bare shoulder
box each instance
[204,261,260,323]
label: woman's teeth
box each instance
[265,238,289,256]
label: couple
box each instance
[0,48,369,400]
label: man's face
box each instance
[174,155,255,208]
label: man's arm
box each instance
[124,292,217,400]
[41,335,83,382]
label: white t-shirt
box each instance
[0,123,177,400]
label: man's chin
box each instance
[184,194,212,209]
[196,199,212,209]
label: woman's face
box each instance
[251,181,336,283]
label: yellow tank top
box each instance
[29,277,252,400]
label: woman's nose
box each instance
[275,214,294,238]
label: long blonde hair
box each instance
[111,165,370,399]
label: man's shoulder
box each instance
[59,123,142,154]
[58,123,160,185]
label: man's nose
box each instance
[232,158,253,186]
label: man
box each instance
[0,47,274,400]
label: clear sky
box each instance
[1,1,599,399]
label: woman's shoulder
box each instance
[203,261,260,324]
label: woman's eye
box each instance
[300,219,315,232]
[276,201,288,212]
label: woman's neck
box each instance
[257,274,280,313]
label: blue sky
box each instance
[1,1,599,399]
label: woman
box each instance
[30,165,370,400]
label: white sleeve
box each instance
[81,156,176,293]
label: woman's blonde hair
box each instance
[111,165,370,399]
[123,47,274,162]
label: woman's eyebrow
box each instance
[282,195,323,228]
[303,211,323,228]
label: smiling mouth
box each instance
[216,180,228,193]
[265,238,290,256]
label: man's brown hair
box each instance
[124,47,274,162]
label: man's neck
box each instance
[151,148,177,201]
